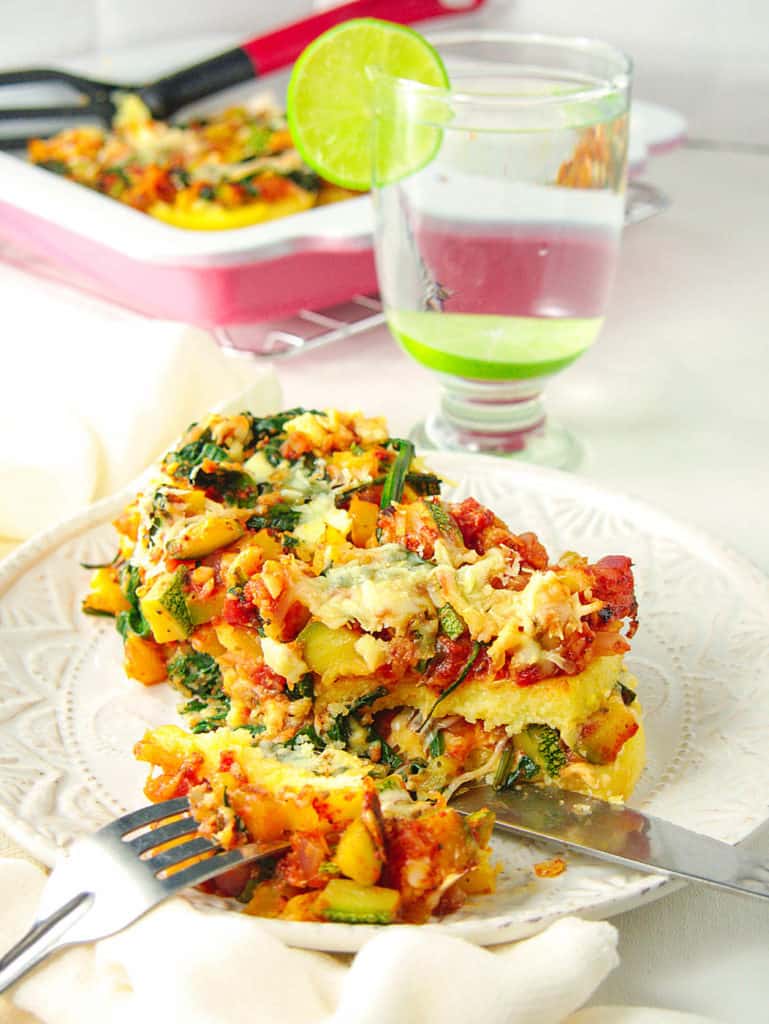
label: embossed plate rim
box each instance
[2,452,769,951]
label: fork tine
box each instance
[147,836,219,874]
[99,797,190,838]
[159,840,291,893]
[127,815,200,855]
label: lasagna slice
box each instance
[85,406,643,921]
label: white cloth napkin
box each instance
[0,859,720,1024]
[0,262,281,541]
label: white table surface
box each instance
[275,143,769,1020]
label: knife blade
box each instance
[450,784,769,901]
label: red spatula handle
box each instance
[242,0,486,75]
[140,0,484,119]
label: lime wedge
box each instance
[286,18,449,192]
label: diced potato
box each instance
[335,818,383,886]
[214,622,263,660]
[349,495,379,547]
[309,525,349,575]
[243,880,286,919]
[280,891,322,921]
[457,854,498,895]
[82,567,130,617]
[250,528,283,560]
[123,634,167,685]
[165,514,245,559]
[113,505,140,542]
[577,701,640,764]
[189,624,226,657]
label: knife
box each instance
[450,784,769,901]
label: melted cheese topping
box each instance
[295,545,435,634]
[294,493,351,546]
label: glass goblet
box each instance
[372,32,632,469]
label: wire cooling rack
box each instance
[0,180,668,359]
[212,293,384,358]
[213,180,670,358]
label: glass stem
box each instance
[433,377,547,453]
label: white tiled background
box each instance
[1,0,767,144]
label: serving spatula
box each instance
[0,0,485,149]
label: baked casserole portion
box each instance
[84,406,642,921]
[29,95,358,229]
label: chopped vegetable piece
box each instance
[438,603,467,640]
[335,818,383,886]
[123,634,167,685]
[577,702,640,765]
[116,565,151,640]
[138,569,192,643]
[420,641,482,729]
[82,567,129,617]
[380,439,415,509]
[520,725,568,778]
[165,514,244,559]
[316,879,400,924]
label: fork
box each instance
[0,796,289,993]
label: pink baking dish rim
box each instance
[0,200,378,326]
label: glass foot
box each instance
[410,415,583,470]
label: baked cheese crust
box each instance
[28,94,358,230]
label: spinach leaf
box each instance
[287,673,314,701]
[428,731,445,758]
[235,723,267,736]
[285,168,321,192]
[246,503,301,533]
[191,709,229,733]
[171,434,230,480]
[286,724,325,751]
[493,749,539,790]
[167,650,223,698]
[115,565,151,640]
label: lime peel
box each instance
[287,18,449,192]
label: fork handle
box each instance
[0,893,92,994]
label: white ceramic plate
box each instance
[1,452,766,952]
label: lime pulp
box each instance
[286,18,449,191]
